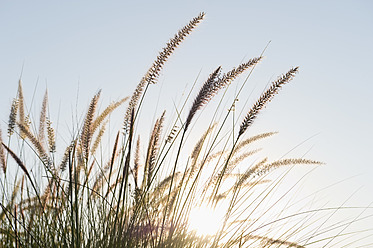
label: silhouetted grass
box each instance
[0,12,372,248]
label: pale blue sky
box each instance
[1,0,373,244]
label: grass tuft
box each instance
[0,13,371,248]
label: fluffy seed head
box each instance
[239,67,299,137]
[124,13,205,133]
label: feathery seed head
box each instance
[237,158,268,186]
[59,141,75,172]
[185,57,262,131]
[239,67,299,137]
[234,132,278,154]
[254,158,323,178]
[133,135,141,187]
[124,13,205,133]
[91,121,107,155]
[219,56,263,86]
[8,98,19,136]
[146,111,165,187]
[18,80,26,139]
[92,97,128,134]
[38,90,49,143]
[81,90,101,161]
[18,123,51,167]
[46,117,56,153]
[185,66,222,131]
[0,127,6,174]
[191,123,216,162]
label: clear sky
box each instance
[1,0,373,244]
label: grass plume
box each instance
[239,67,299,137]
[80,90,101,162]
[0,13,371,248]
[185,57,262,131]
[124,12,205,132]
[0,127,7,173]
[38,90,48,143]
[8,98,18,136]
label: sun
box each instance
[188,204,226,237]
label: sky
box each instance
[1,0,373,245]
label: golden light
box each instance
[188,204,226,237]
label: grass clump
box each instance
[0,12,371,248]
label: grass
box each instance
[1,12,372,247]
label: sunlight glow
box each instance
[188,204,226,237]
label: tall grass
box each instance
[0,12,372,247]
